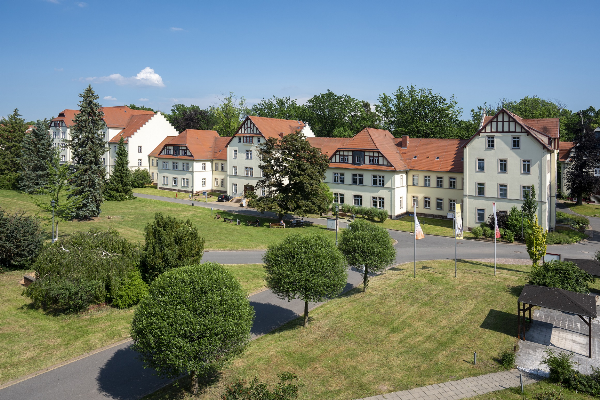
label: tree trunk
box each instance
[303,301,308,326]
[191,370,198,395]
[577,195,583,206]
[363,266,369,292]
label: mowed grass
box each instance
[146,260,531,400]
[473,381,596,400]
[0,264,266,386]
[383,215,475,239]
[133,187,221,202]
[565,201,600,218]
[0,190,336,249]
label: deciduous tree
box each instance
[69,85,106,219]
[104,137,134,201]
[565,128,600,205]
[131,263,254,395]
[525,216,547,266]
[338,219,396,291]
[0,109,28,189]
[210,93,249,137]
[166,104,216,133]
[250,96,306,121]
[263,233,347,326]
[20,119,53,193]
[128,104,156,112]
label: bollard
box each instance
[474,352,477,365]
[191,202,194,206]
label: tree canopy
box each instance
[263,233,347,326]
[565,127,600,204]
[128,104,156,112]
[165,103,216,133]
[250,96,305,121]
[19,119,53,193]
[0,109,29,189]
[131,263,254,394]
[210,92,249,137]
[251,132,330,219]
[104,137,134,201]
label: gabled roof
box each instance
[307,137,350,158]
[51,106,154,128]
[149,136,176,157]
[156,129,226,160]
[559,141,575,162]
[397,138,467,173]
[248,116,305,140]
[108,114,154,143]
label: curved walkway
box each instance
[1,195,598,400]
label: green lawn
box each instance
[0,190,336,249]
[133,187,222,202]
[565,201,600,218]
[0,264,266,386]
[145,260,536,400]
[473,380,596,400]
[383,215,476,239]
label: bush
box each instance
[533,387,564,400]
[471,226,482,238]
[543,349,600,396]
[546,230,586,244]
[543,350,576,384]
[0,208,44,272]
[110,268,149,309]
[131,168,152,188]
[221,373,300,400]
[556,212,589,232]
[140,213,205,283]
[528,260,594,293]
[506,206,524,240]
[503,230,515,243]
[481,225,492,238]
[499,349,515,370]
[23,229,141,313]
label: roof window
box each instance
[413,156,417,159]
[435,157,439,160]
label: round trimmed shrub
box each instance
[0,208,44,272]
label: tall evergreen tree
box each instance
[69,85,106,219]
[565,127,600,205]
[104,137,133,201]
[20,119,54,193]
[0,109,28,189]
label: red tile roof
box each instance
[108,114,154,143]
[52,106,154,128]
[397,138,467,173]
[248,116,305,140]
[307,137,350,158]
[156,129,226,161]
[559,141,575,162]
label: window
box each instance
[499,184,507,198]
[172,177,178,186]
[333,172,345,183]
[512,136,520,149]
[487,136,494,149]
[246,150,252,160]
[332,150,352,163]
[162,176,168,185]
[449,200,456,212]
[183,162,190,171]
[257,137,261,143]
[172,162,179,170]
[353,195,362,206]
[436,198,443,210]
[352,174,363,185]
[412,175,419,186]
[522,160,531,174]
[202,163,206,171]
[151,172,154,180]
[238,137,241,143]
[53,131,58,139]
[424,176,430,187]
[233,149,238,159]
[138,159,142,166]
[499,159,507,173]
[162,161,169,169]
[595,168,600,177]
[424,197,431,209]
[221,163,225,171]
[60,143,66,149]
[215,178,219,186]
[372,197,385,209]
[61,155,66,162]
[261,188,265,196]
[61,131,66,139]
[181,178,189,187]
[138,146,142,153]
[243,136,254,144]
[151,159,155,167]
[372,175,384,186]
[245,167,253,177]
[400,175,404,186]
[436,177,443,188]
[412,196,418,208]
[476,209,486,223]
[334,193,345,204]
[202,178,206,187]
[221,179,224,187]
[449,177,456,189]
[232,166,238,175]
[232,183,238,194]
[522,186,532,199]
[477,183,485,196]
[477,159,485,171]
[399,197,403,209]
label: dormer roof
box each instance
[156,129,227,160]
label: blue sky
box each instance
[1,0,599,122]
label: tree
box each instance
[250,96,306,121]
[562,106,600,142]
[0,208,44,273]
[131,168,152,188]
[525,216,547,266]
[0,109,28,189]
[140,213,205,283]
[263,233,347,326]
[521,185,537,223]
[303,90,379,137]
[131,263,254,395]
[69,85,106,219]
[565,128,600,205]
[165,103,216,133]
[529,260,593,294]
[19,119,54,193]
[338,219,396,291]
[210,93,250,136]
[376,85,466,139]
[128,104,156,112]
[104,137,134,201]
[252,132,330,219]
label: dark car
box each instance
[217,194,232,202]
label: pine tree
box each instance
[0,109,28,189]
[69,85,106,219]
[20,119,54,193]
[104,137,133,201]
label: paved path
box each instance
[356,370,541,400]
[1,196,597,400]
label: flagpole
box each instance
[454,212,457,278]
[413,201,416,279]
[493,202,497,276]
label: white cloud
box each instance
[139,98,149,102]
[84,67,165,87]
[103,96,117,101]
[54,67,64,72]
[170,27,183,31]
[77,2,87,7]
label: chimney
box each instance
[401,135,409,149]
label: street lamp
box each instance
[51,200,56,243]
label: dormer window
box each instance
[332,150,352,163]
[352,151,364,165]
[413,156,417,159]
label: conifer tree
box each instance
[0,109,28,189]
[69,85,106,219]
[20,119,53,193]
[104,137,133,201]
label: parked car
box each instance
[217,194,232,202]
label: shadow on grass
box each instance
[457,259,529,275]
[250,301,299,337]
[480,309,518,337]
